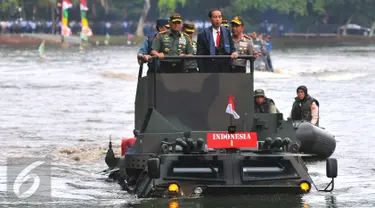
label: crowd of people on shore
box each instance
[0,18,285,37]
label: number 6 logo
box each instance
[13,161,45,199]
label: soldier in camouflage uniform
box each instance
[230,16,254,73]
[254,89,277,113]
[182,21,198,72]
[151,13,194,73]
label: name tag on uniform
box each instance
[240,42,247,47]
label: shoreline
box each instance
[1,33,375,47]
[271,34,375,47]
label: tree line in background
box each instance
[1,0,375,36]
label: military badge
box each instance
[164,48,169,53]
[178,38,186,45]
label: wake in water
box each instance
[253,69,296,80]
[55,140,122,163]
[316,72,369,81]
[102,72,137,81]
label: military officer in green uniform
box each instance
[254,89,277,113]
[230,16,254,73]
[151,13,194,73]
[182,21,198,72]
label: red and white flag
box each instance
[225,95,240,119]
[63,0,73,10]
[80,0,89,11]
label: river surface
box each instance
[1,44,375,207]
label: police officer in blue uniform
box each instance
[137,18,169,74]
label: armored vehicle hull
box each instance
[118,153,315,198]
[103,55,338,198]
[128,195,306,208]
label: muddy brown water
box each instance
[1,44,375,207]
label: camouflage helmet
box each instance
[254,89,265,97]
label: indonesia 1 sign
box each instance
[206,132,258,149]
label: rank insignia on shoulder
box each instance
[244,34,252,40]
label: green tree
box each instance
[230,0,310,16]
[157,0,187,15]
[131,0,188,36]
[323,0,375,35]
[136,0,150,36]
[0,0,19,19]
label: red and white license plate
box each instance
[206,132,258,149]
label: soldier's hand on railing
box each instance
[231,52,239,59]
[143,55,152,62]
[137,54,144,65]
[156,53,165,60]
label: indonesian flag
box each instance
[225,95,240,119]
[61,0,72,36]
[63,0,72,10]
[80,0,92,36]
[80,0,89,11]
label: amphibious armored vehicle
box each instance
[103,55,338,198]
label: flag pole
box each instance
[226,95,239,134]
[231,95,235,127]
[228,95,234,133]
[228,95,234,134]
[243,112,247,132]
[61,0,64,43]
